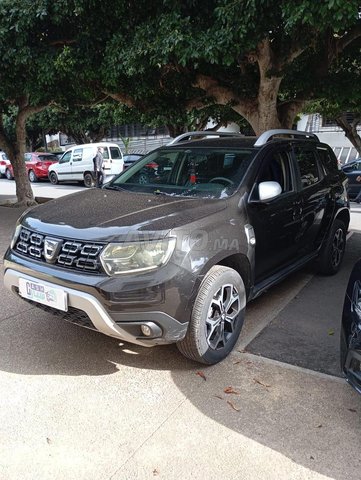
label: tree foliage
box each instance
[98,0,361,134]
[1,1,361,203]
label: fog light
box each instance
[141,324,152,336]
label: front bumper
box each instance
[4,267,189,347]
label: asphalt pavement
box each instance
[0,187,361,480]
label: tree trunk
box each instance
[335,115,361,156]
[14,107,36,206]
[0,97,49,206]
[194,38,307,136]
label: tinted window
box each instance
[294,147,321,188]
[317,148,339,174]
[110,147,121,159]
[257,150,293,194]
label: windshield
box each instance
[107,147,256,198]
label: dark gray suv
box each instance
[4,130,350,364]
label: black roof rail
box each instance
[254,129,319,146]
[167,131,244,145]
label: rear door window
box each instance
[293,147,322,189]
[317,147,339,174]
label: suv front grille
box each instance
[14,228,105,274]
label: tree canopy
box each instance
[0,0,361,203]
[99,0,361,134]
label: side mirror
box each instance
[258,181,282,201]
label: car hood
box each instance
[21,188,228,241]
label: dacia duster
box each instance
[4,129,350,364]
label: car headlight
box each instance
[10,222,22,250]
[100,237,176,275]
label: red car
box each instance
[5,152,59,182]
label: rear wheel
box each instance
[138,172,149,184]
[84,172,95,188]
[177,265,246,364]
[317,219,346,275]
[5,168,13,180]
[49,171,59,185]
[28,170,38,183]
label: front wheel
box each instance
[177,265,246,364]
[5,169,13,180]
[49,171,59,185]
[317,219,346,275]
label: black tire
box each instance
[84,172,95,188]
[49,171,59,185]
[177,265,246,364]
[28,170,38,183]
[317,219,346,275]
[5,168,13,180]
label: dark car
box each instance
[123,154,144,169]
[341,258,361,394]
[341,159,361,201]
[6,152,59,182]
[4,129,350,364]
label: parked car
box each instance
[48,142,123,187]
[342,159,361,201]
[123,154,144,169]
[0,151,9,178]
[340,258,361,394]
[4,129,350,364]
[5,152,59,182]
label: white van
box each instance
[48,142,123,187]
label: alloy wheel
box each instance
[331,228,345,269]
[206,284,241,350]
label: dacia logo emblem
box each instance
[44,238,62,263]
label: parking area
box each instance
[0,178,84,202]
[0,198,361,480]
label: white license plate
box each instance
[19,278,68,312]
